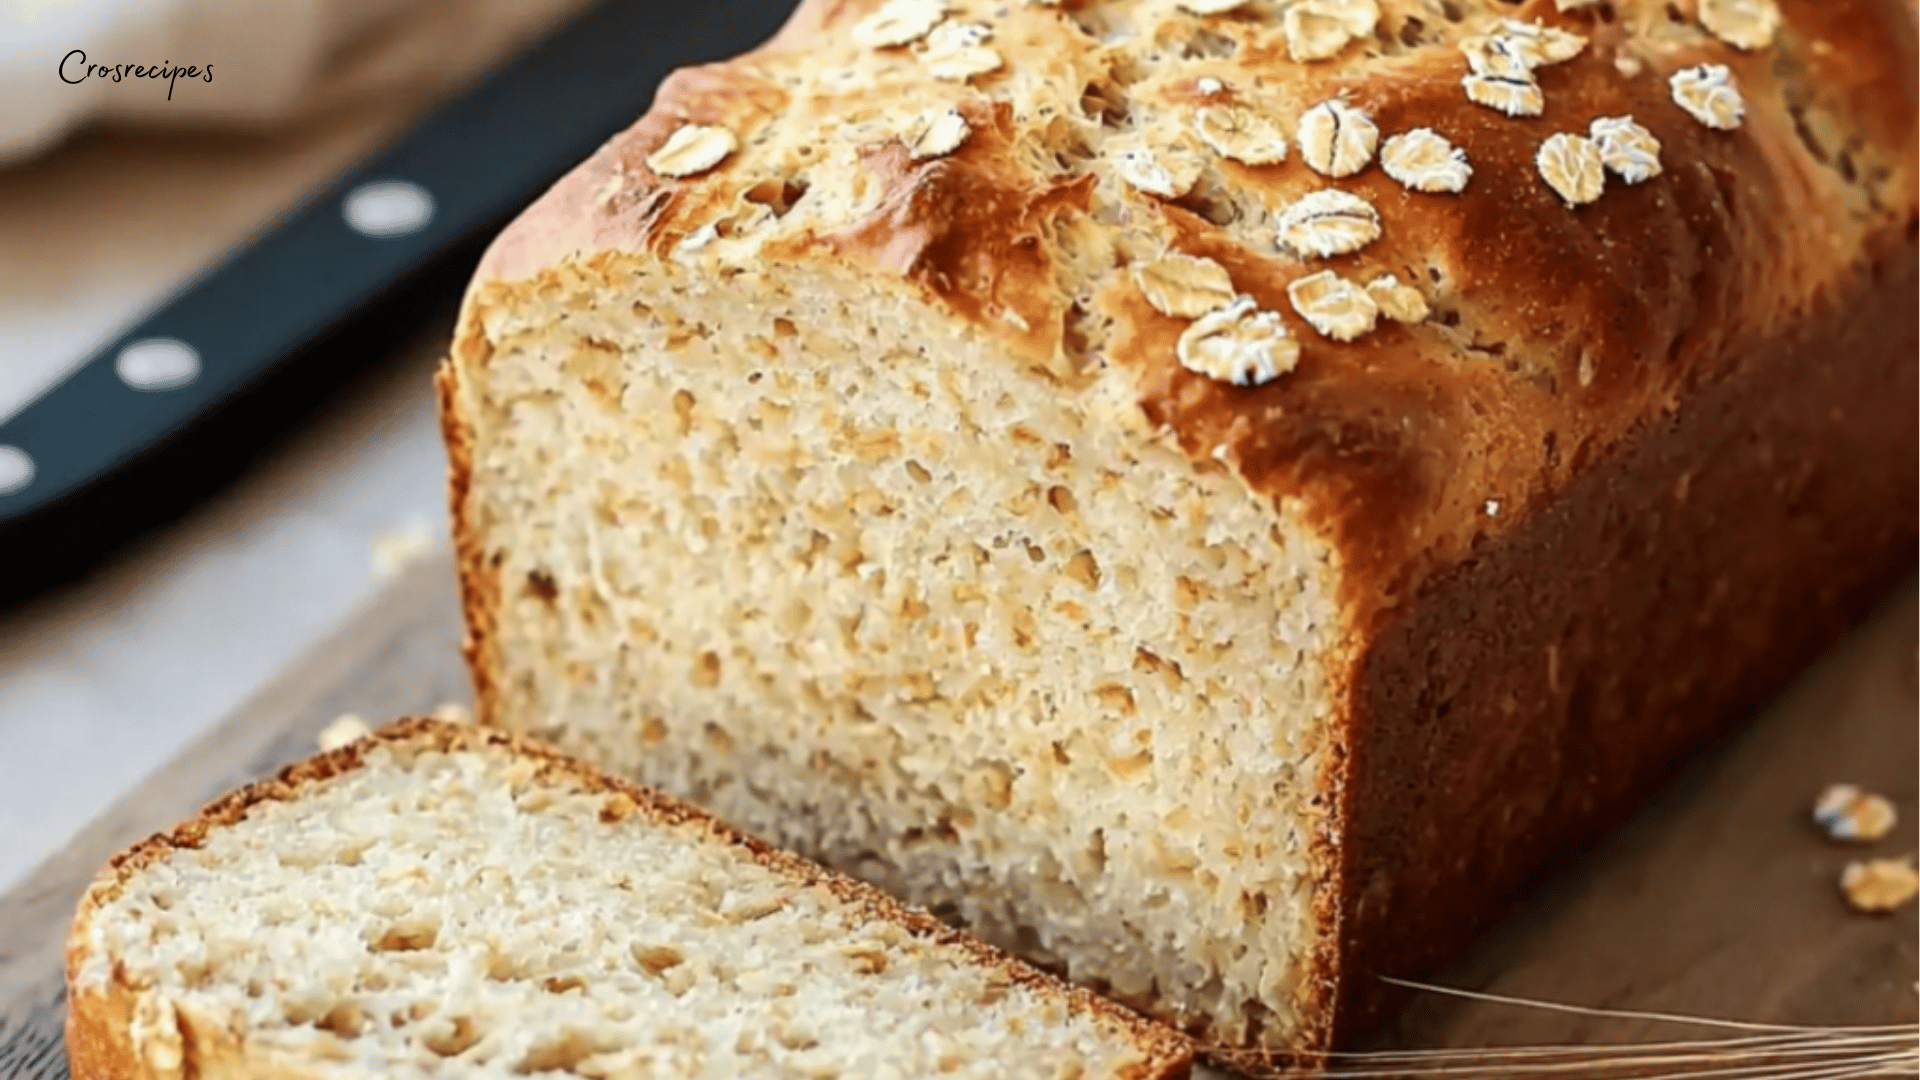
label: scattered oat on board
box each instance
[1670,65,1745,130]
[1365,274,1430,323]
[1194,105,1288,165]
[371,520,434,578]
[1841,858,1919,914]
[1813,783,1900,843]
[1176,296,1301,387]
[1288,270,1379,341]
[1698,0,1780,51]
[1537,132,1606,207]
[1134,254,1238,318]
[1114,143,1205,198]
[1283,0,1380,62]
[647,124,737,178]
[319,713,372,752]
[1276,188,1381,258]
[1297,99,1378,177]
[1380,129,1472,193]
[1464,71,1544,117]
[1177,0,1249,14]
[908,107,971,159]
[853,0,947,48]
[1589,116,1663,183]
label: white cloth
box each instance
[0,0,595,166]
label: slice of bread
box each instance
[65,718,1191,1080]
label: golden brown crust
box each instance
[434,359,503,731]
[64,718,1194,1080]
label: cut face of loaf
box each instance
[442,0,1918,1062]
[65,719,1191,1080]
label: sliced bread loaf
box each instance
[65,718,1191,1080]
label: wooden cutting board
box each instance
[1,556,1913,1077]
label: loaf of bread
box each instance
[65,718,1191,1080]
[438,0,1918,1063]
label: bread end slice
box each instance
[67,718,1192,1080]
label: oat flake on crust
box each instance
[1380,128,1471,193]
[1365,274,1430,323]
[1698,0,1781,50]
[1178,0,1250,13]
[1497,19,1587,65]
[1288,270,1379,341]
[1114,143,1205,198]
[1283,0,1380,62]
[1671,64,1746,130]
[1134,254,1239,318]
[646,124,738,178]
[1463,72,1544,117]
[1275,188,1380,258]
[907,107,971,160]
[1297,99,1378,177]
[1176,296,1301,387]
[1537,132,1606,206]
[853,0,947,48]
[1588,116,1662,183]
[1194,105,1288,165]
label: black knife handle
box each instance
[0,0,797,604]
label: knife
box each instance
[0,0,798,608]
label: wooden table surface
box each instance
[0,555,1912,1077]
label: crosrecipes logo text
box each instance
[59,50,212,100]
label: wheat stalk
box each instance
[1204,978,1920,1080]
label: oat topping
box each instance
[1841,858,1919,914]
[1176,296,1301,386]
[1536,132,1606,206]
[1178,0,1251,13]
[1554,0,1602,7]
[1614,53,1645,77]
[1814,784,1900,843]
[907,107,972,160]
[319,713,372,752]
[1114,143,1205,198]
[1133,254,1238,318]
[1459,34,1535,79]
[1496,19,1587,66]
[853,0,948,48]
[1194,105,1288,165]
[1463,72,1545,117]
[1365,274,1430,323]
[646,123,738,178]
[1196,76,1226,95]
[1283,0,1380,62]
[1287,270,1379,341]
[1275,188,1380,258]
[1698,0,1781,51]
[923,23,1002,81]
[1588,116,1662,183]
[1380,129,1472,193]
[1297,99,1378,178]
[1670,64,1746,130]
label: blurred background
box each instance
[0,0,610,889]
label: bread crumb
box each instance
[1175,297,1300,387]
[1193,105,1288,165]
[1670,65,1745,130]
[1287,270,1379,342]
[1589,116,1663,183]
[431,701,473,725]
[1132,254,1238,318]
[129,993,184,1075]
[647,124,737,178]
[1380,128,1471,193]
[1275,188,1380,258]
[1698,0,1780,50]
[853,0,947,48]
[1364,274,1430,323]
[1813,784,1899,843]
[371,520,434,579]
[1536,132,1606,207]
[319,714,372,752]
[1196,76,1225,95]
[1840,858,1918,914]
[1296,99,1377,177]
